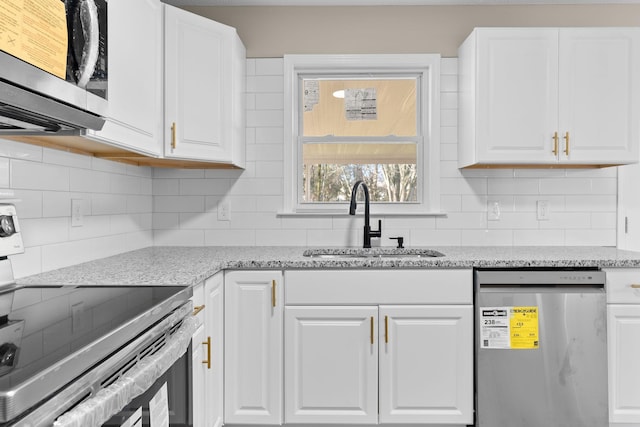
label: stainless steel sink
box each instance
[303,248,445,258]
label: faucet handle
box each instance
[389,236,404,249]
[371,219,382,238]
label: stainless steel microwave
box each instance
[0,0,108,134]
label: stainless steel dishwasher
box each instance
[475,268,608,427]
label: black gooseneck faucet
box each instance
[349,180,382,248]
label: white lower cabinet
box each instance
[284,306,379,424]
[192,273,224,427]
[605,268,640,425]
[283,269,474,425]
[378,305,473,424]
[224,270,284,424]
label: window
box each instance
[283,54,441,215]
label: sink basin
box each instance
[303,248,445,259]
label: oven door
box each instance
[101,346,193,427]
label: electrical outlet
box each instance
[71,199,83,227]
[488,200,501,221]
[217,200,230,221]
[537,200,550,221]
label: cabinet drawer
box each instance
[604,268,640,303]
[285,269,472,305]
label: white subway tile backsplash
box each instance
[256,229,307,246]
[43,148,92,169]
[513,229,565,246]
[154,195,204,213]
[441,178,487,195]
[154,229,205,246]
[12,160,69,191]
[70,168,110,193]
[152,179,180,195]
[247,75,284,93]
[12,189,43,219]
[153,168,205,179]
[110,174,143,195]
[489,178,540,195]
[256,127,284,144]
[246,110,284,128]
[42,191,73,217]
[461,229,514,246]
[246,144,284,162]
[539,212,591,229]
[20,218,69,247]
[180,212,229,230]
[565,229,616,246]
[440,58,458,75]
[0,140,43,162]
[436,212,486,229]
[411,229,461,246]
[153,213,180,230]
[256,93,284,110]
[179,179,230,196]
[92,194,128,215]
[539,178,592,195]
[440,75,458,92]
[69,215,111,240]
[205,229,255,246]
[256,161,284,178]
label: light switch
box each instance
[71,199,83,227]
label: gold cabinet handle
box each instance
[271,280,276,307]
[370,316,374,344]
[384,315,389,343]
[202,336,211,369]
[563,131,570,155]
[630,284,640,289]
[193,305,205,316]
[171,122,177,149]
[552,132,559,156]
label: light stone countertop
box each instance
[15,246,640,287]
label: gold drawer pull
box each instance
[385,315,389,343]
[563,131,570,155]
[171,122,177,149]
[552,132,559,156]
[272,280,277,307]
[202,336,211,369]
[370,316,375,344]
[193,305,205,316]
[630,284,640,289]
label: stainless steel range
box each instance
[0,204,197,427]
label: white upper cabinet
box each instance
[163,5,246,167]
[86,0,163,157]
[458,27,640,168]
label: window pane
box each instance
[302,143,417,203]
[302,78,417,137]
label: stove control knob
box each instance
[0,343,18,367]
[0,216,15,238]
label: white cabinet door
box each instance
[608,304,640,423]
[284,306,378,424]
[87,0,163,157]
[378,305,473,424]
[204,273,224,427]
[225,270,283,424]
[558,28,640,165]
[475,28,559,165]
[163,5,245,165]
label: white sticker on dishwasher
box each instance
[149,383,169,427]
[121,407,143,427]
[480,307,510,349]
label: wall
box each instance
[153,57,617,249]
[183,5,640,58]
[0,139,153,278]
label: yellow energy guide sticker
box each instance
[0,0,68,78]
[509,306,539,349]
[480,306,539,349]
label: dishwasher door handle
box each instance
[478,284,605,293]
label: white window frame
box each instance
[283,54,441,215]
